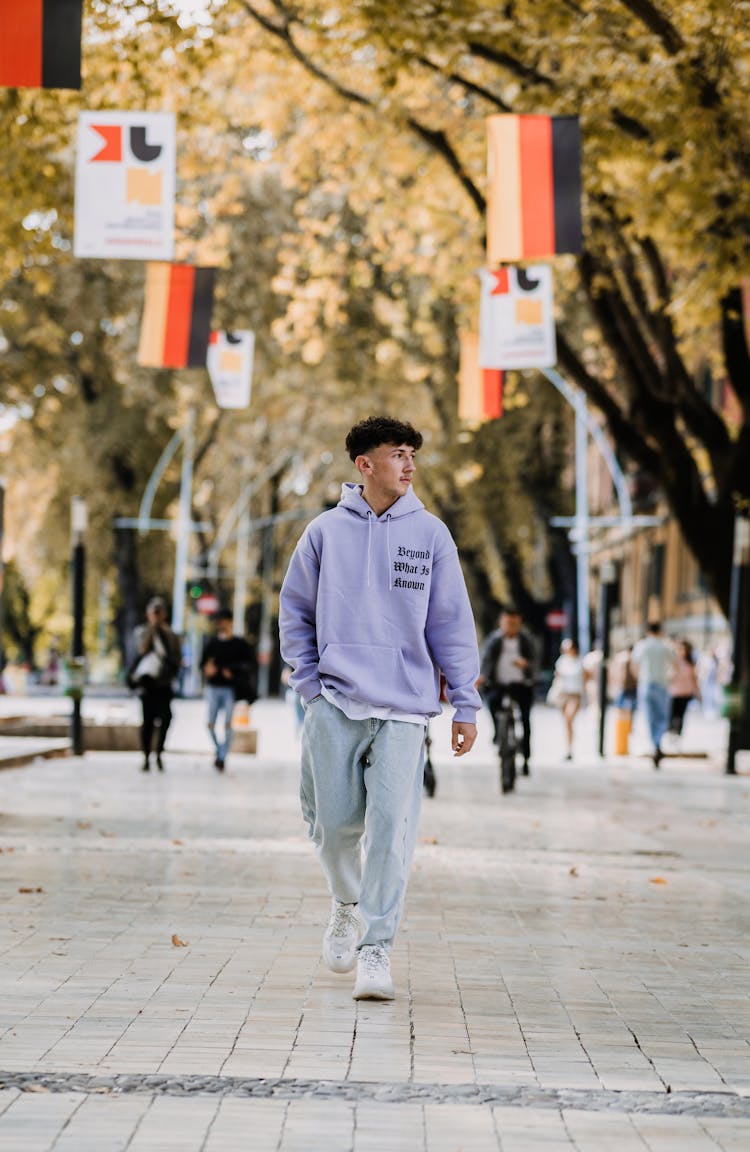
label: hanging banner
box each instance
[207,331,255,409]
[479,265,556,369]
[74,111,176,260]
[458,332,503,423]
[0,0,82,89]
[138,263,216,368]
[487,114,582,264]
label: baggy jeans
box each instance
[642,682,671,752]
[300,695,426,950]
[206,684,235,760]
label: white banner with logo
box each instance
[479,264,556,368]
[207,330,255,408]
[74,111,175,260]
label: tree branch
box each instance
[238,0,485,215]
[555,331,661,476]
[417,55,512,113]
[721,289,750,413]
[467,41,555,87]
[237,0,371,108]
[613,0,684,55]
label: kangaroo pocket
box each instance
[319,642,422,708]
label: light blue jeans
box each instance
[206,685,235,760]
[642,682,671,752]
[300,695,426,950]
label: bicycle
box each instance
[493,689,523,795]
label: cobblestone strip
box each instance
[1,1071,749,1118]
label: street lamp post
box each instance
[597,560,617,757]
[726,508,750,775]
[70,497,87,756]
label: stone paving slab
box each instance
[0,736,71,770]
[0,697,748,1149]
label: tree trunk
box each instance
[113,524,140,670]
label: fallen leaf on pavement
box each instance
[569,867,579,877]
[19,887,43,894]
[171,934,188,947]
[420,837,439,845]
[98,830,116,838]
[171,839,183,846]
[650,877,668,885]
[76,821,91,829]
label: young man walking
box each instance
[279,416,480,1001]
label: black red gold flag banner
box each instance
[0,0,82,89]
[487,115,582,264]
[458,333,503,423]
[138,264,216,369]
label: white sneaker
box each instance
[322,900,360,973]
[352,944,394,1000]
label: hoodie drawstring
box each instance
[366,512,373,588]
[386,514,392,590]
[364,511,394,590]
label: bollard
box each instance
[613,709,632,756]
[232,701,251,729]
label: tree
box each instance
[226,0,749,626]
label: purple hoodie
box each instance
[279,483,481,723]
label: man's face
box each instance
[358,442,416,503]
[501,613,522,638]
[216,617,232,637]
[147,606,165,626]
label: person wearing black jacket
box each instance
[478,608,537,775]
[131,597,182,773]
[201,610,256,771]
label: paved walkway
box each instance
[0,695,749,1150]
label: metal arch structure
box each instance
[541,368,633,523]
[540,367,662,656]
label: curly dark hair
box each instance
[345,416,423,462]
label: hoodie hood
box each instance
[338,481,424,520]
[337,482,425,589]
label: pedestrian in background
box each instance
[611,645,638,713]
[697,647,720,717]
[130,597,182,773]
[478,607,536,776]
[669,639,700,737]
[201,609,256,772]
[552,637,585,760]
[280,415,480,1002]
[631,621,675,766]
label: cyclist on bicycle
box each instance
[478,608,536,776]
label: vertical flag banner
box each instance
[479,265,557,369]
[207,331,255,409]
[487,115,582,264]
[74,111,176,260]
[458,332,503,423]
[138,264,216,369]
[0,0,82,89]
